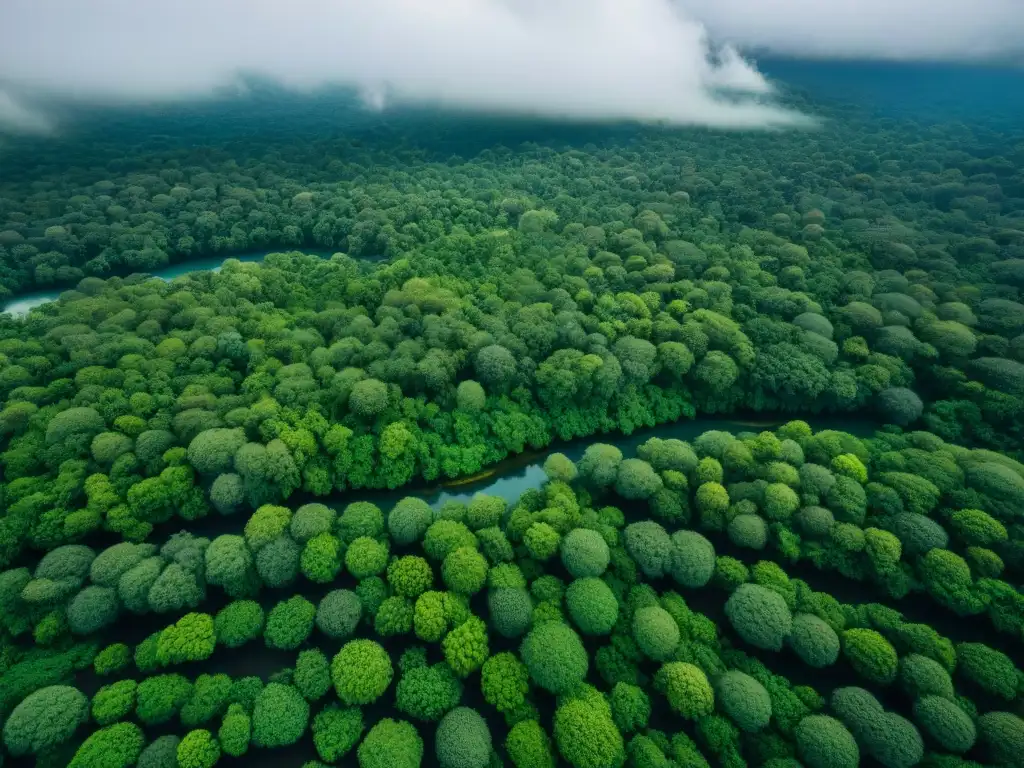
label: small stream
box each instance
[0,248,366,317]
[137,414,875,548]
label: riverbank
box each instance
[121,414,876,552]
[0,247,358,317]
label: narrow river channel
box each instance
[0,248,350,317]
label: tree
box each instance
[395,662,463,722]
[137,736,182,768]
[633,605,681,661]
[255,535,301,588]
[977,712,1024,767]
[899,653,954,699]
[488,587,533,639]
[566,577,619,635]
[146,561,204,613]
[442,547,488,595]
[831,687,922,768]
[137,674,193,725]
[332,640,394,705]
[91,431,133,467]
[442,615,489,677]
[669,530,715,587]
[295,649,332,701]
[67,585,120,635]
[93,643,132,676]
[34,544,96,582]
[795,716,858,768]
[68,722,145,768]
[543,452,578,483]
[218,704,251,757]
[265,595,316,650]
[714,671,772,732]
[348,378,389,418]
[561,528,610,578]
[177,729,220,768]
[913,696,976,754]
[180,674,232,729]
[301,532,342,583]
[920,549,984,615]
[654,662,713,719]
[842,628,899,685]
[578,443,623,488]
[474,345,517,389]
[956,642,1017,700]
[609,683,650,734]
[615,458,663,500]
[316,589,362,639]
[481,652,529,714]
[727,514,768,550]
[204,535,258,599]
[251,683,309,748]
[435,707,492,768]
[877,387,924,425]
[290,503,336,542]
[214,600,264,648]
[456,380,486,411]
[888,512,948,557]
[312,705,363,763]
[188,428,246,474]
[346,536,389,579]
[357,718,424,768]
[523,522,560,561]
[3,685,89,756]
[725,583,792,651]
[506,719,555,768]
[949,508,1007,547]
[45,406,105,446]
[244,504,293,551]
[388,497,434,545]
[157,612,216,665]
[553,689,625,768]
[90,542,156,587]
[520,621,588,694]
[787,613,840,668]
[375,596,414,636]
[210,473,245,514]
[623,521,673,578]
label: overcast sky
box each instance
[0,0,1020,134]
[680,0,1024,61]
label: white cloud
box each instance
[1,0,1019,135]
[0,0,807,133]
[0,90,52,134]
[677,0,1024,62]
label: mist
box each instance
[1,0,1020,136]
[678,0,1024,62]
[0,0,806,134]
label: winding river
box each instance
[138,414,876,552]
[16,250,992,765]
[71,412,1021,768]
[0,249,344,318]
[349,414,875,511]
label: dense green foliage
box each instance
[3,684,88,755]
[2,85,1024,768]
[5,416,1024,764]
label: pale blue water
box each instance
[0,249,338,317]
[342,415,874,513]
